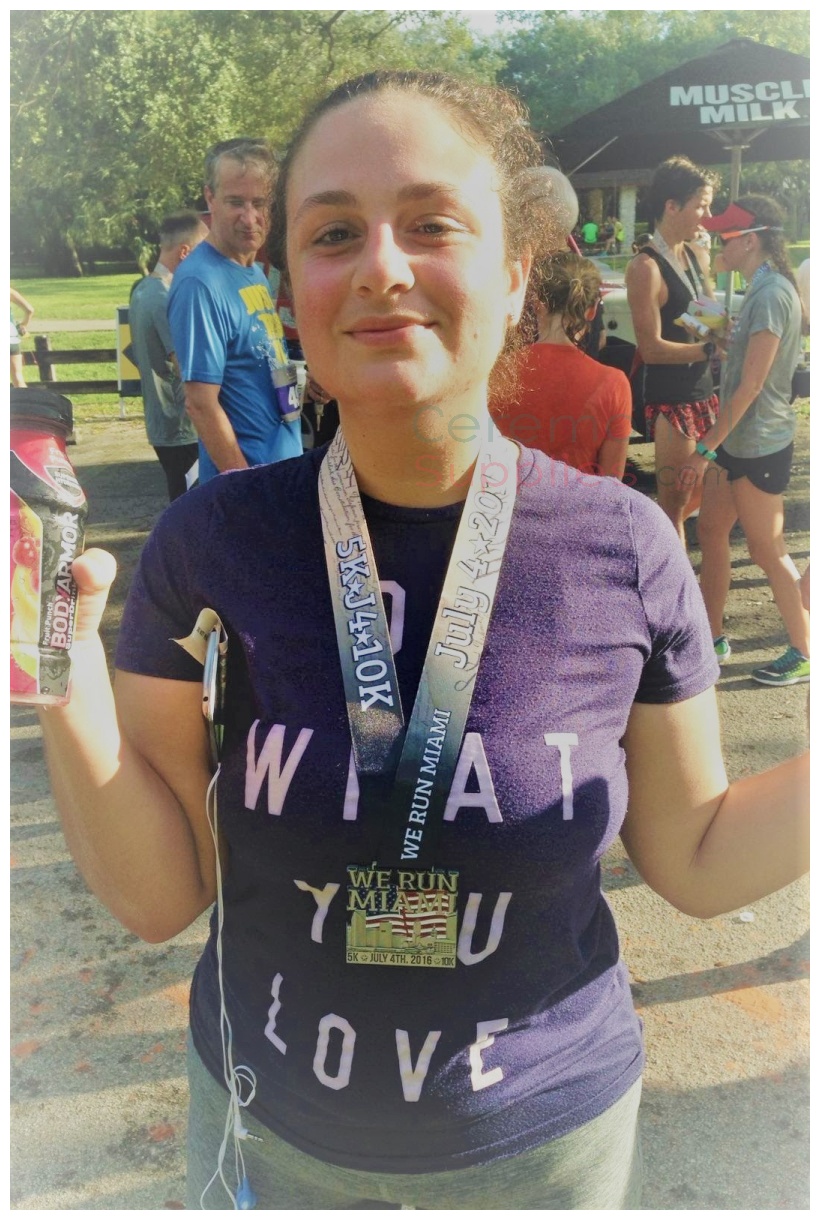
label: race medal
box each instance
[346,863,459,968]
[320,428,519,968]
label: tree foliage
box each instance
[10,8,495,273]
[497,9,810,135]
[10,9,810,273]
[495,10,810,238]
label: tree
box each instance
[495,10,809,241]
[10,9,494,274]
[497,9,810,135]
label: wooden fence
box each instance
[23,334,119,395]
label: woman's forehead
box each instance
[288,91,495,201]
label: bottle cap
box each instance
[10,387,74,434]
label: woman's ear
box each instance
[506,248,533,327]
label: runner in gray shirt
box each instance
[129,211,208,500]
[692,195,809,686]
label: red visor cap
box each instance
[701,203,757,234]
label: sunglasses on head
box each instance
[716,225,778,247]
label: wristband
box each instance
[696,441,718,461]
[702,340,716,360]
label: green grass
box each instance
[13,245,811,321]
[16,267,810,421]
[11,274,141,321]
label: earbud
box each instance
[236,1177,257,1209]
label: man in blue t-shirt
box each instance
[129,211,208,500]
[168,139,302,483]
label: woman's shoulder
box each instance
[514,450,684,585]
[153,450,323,538]
[746,270,802,318]
[516,446,652,516]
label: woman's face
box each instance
[715,230,755,275]
[285,91,529,418]
[670,186,713,241]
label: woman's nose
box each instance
[352,224,414,294]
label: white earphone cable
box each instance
[199,765,259,1210]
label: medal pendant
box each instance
[345,863,459,968]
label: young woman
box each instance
[494,251,632,478]
[36,74,808,1210]
[692,196,809,685]
[625,156,720,544]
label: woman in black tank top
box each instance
[625,156,721,545]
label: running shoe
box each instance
[750,646,810,686]
[713,636,731,663]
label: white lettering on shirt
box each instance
[395,1029,442,1102]
[379,579,405,653]
[469,1018,509,1091]
[263,973,287,1054]
[245,721,314,814]
[342,749,360,821]
[442,732,503,824]
[294,881,340,942]
[313,1014,356,1091]
[457,892,512,965]
[543,732,579,820]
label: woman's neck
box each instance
[339,402,490,508]
[738,251,770,282]
[535,310,576,347]
[653,220,687,262]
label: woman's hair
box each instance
[269,71,555,397]
[532,251,602,346]
[733,194,794,282]
[646,155,719,224]
[270,71,549,274]
[733,194,807,333]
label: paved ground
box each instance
[10,415,810,1210]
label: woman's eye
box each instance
[416,221,455,236]
[315,225,355,245]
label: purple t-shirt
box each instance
[116,446,718,1172]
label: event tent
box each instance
[552,38,809,198]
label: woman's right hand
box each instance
[40,545,217,940]
[71,548,118,644]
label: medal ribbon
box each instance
[319,427,519,865]
[649,231,705,302]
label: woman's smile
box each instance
[285,90,527,415]
[345,314,435,345]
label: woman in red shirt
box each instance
[496,252,632,479]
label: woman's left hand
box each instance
[679,449,711,491]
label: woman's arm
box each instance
[10,287,35,333]
[620,689,809,918]
[625,255,711,365]
[596,435,629,480]
[595,371,633,480]
[37,550,217,942]
[698,329,781,453]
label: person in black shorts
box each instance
[691,196,809,686]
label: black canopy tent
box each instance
[551,38,809,200]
